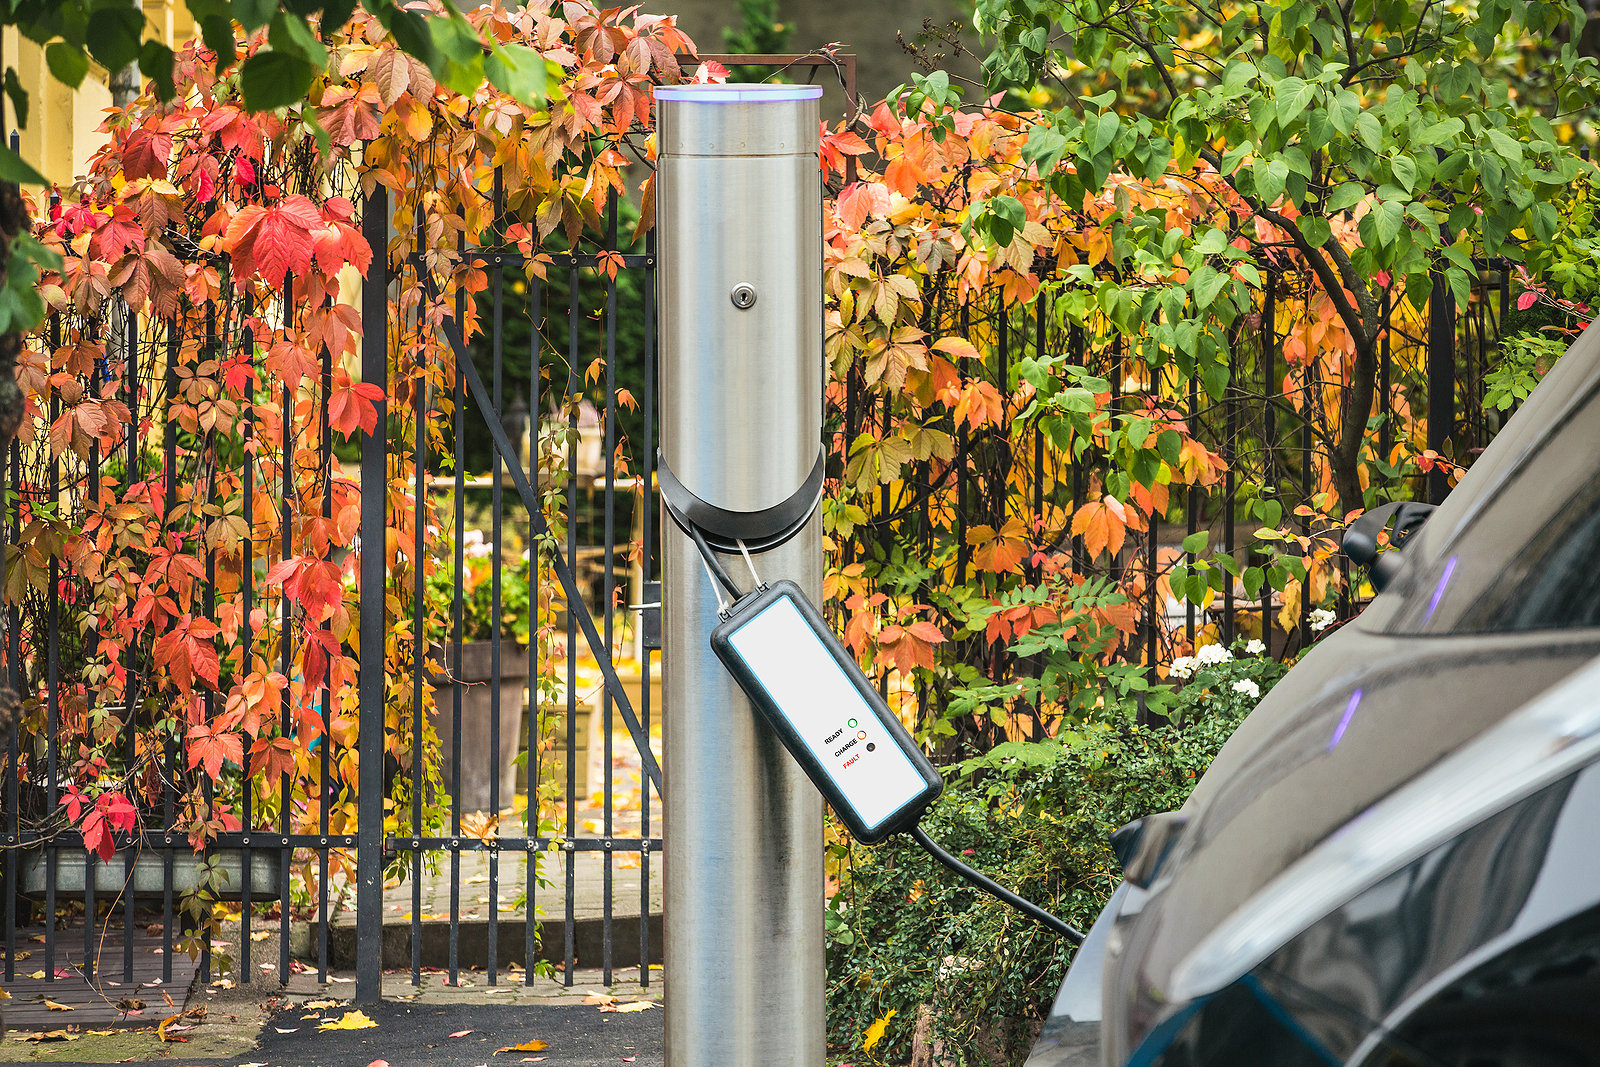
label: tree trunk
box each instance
[1329,332,1378,516]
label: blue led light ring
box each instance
[653,85,824,103]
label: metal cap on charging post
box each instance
[654,83,825,1066]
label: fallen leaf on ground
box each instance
[26,969,44,979]
[118,998,146,1011]
[449,1029,475,1038]
[863,1008,897,1053]
[598,1001,654,1014]
[494,1039,548,1053]
[17,1031,73,1042]
[275,1027,298,1034]
[582,993,615,1006]
[367,1061,390,1067]
[302,998,341,1009]
[0,988,9,999]
[320,1010,378,1031]
[250,931,272,941]
[157,1015,190,1042]
[43,999,75,1012]
[623,1057,638,1063]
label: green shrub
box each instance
[825,643,1287,1066]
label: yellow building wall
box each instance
[4,0,195,188]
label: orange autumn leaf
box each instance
[1072,498,1129,560]
[968,517,1031,574]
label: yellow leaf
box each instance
[494,1039,549,1053]
[27,968,45,979]
[250,930,272,942]
[612,1002,653,1013]
[863,1008,897,1052]
[44,999,75,1011]
[319,1010,379,1031]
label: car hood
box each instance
[1102,622,1600,1062]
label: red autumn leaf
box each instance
[223,196,324,287]
[248,736,298,783]
[199,104,265,159]
[123,127,172,181]
[186,724,244,781]
[89,205,146,262]
[310,218,373,277]
[316,84,384,147]
[327,369,384,438]
[300,626,342,690]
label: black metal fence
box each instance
[0,62,1522,1010]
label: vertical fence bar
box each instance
[356,184,390,1004]
[1426,271,1455,504]
[525,253,542,985]
[639,226,656,986]
[601,191,620,987]
[1261,275,1276,651]
[449,261,465,988]
[240,296,255,980]
[488,172,505,989]
[279,279,295,983]
[5,440,16,983]
[563,255,579,986]
[411,290,427,989]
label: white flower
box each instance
[1195,643,1233,666]
[1308,608,1336,633]
[1244,639,1266,655]
[1168,656,1198,680]
[1232,679,1261,699]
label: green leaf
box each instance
[44,43,90,89]
[85,6,146,75]
[1190,264,1228,308]
[1356,111,1382,153]
[200,15,239,72]
[269,10,328,68]
[1275,76,1316,126]
[429,14,487,96]
[1156,428,1183,467]
[1242,566,1265,598]
[1182,530,1209,554]
[1299,215,1331,248]
[1325,182,1365,213]
[1390,153,1417,193]
[1373,199,1404,247]
[484,44,547,107]
[0,141,47,185]
[238,51,318,111]
[139,40,175,101]
[231,0,277,32]
[1195,228,1229,256]
[1484,127,1522,165]
[2,70,25,133]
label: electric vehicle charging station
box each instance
[655,83,829,1067]
[655,83,1081,1066]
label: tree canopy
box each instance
[971,0,1597,509]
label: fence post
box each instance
[356,183,390,1004]
[655,84,825,1067]
[1427,270,1456,504]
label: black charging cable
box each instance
[672,499,1084,943]
[909,825,1085,944]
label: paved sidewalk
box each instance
[0,968,663,1065]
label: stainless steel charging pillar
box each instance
[654,84,825,1066]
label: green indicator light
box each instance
[847,718,858,728]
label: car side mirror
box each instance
[1342,501,1438,593]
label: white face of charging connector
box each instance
[724,594,930,833]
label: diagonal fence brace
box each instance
[426,281,663,797]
